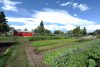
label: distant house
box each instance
[14,30,33,37]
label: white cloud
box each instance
[7,8,99,32]
[60,2,89,12]
[72,3,78,8]
[45,24,76,31]
[72,3,89,11]
[7,17,38,31]
[33,8,94,25]
[86,25,100,32]
[60,2,71,6]
[77,4,89,12]
[1,0,22,11]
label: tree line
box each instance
[67,26,87,37]
[33,21,87,36]
[0,11,100,37]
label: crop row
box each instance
[44,39,100,67]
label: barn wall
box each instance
[14,32,33,36]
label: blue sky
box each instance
[0,0,100,32]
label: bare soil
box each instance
[24,41,49,67]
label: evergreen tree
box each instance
[0,11,9,35]
[82,27,87,36]
[24,28,28,31]
[39,20,45,33]
[0,12,7,24]
[34,20,52,35]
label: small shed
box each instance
[14,30,33,37]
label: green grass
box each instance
[31,38,78,53]
[0,45,16,67]
[0,42,30,67]
[5,44,29,67]
[29,36,68,41]
[44,39,100,67]
[0,37,14,42]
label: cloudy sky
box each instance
[0,0,100,32]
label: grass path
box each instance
[5,40,29,67]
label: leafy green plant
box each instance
[44,39,100,67]
[29,36,66,41]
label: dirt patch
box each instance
[24,41,49,67]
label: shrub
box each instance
[96,35,100,39]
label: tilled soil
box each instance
[24,41,49,67]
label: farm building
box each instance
[14,30,33,37]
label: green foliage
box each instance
[72,26,82,37]
[68,26,87,37]
[0,11,10,35]
[88,59,96,67]
[96,35,100,39]
[82,27,87,36]
[5,44,30,67]
[54,30,64,34]
[34,21,52,35]
[32,39,60,47]
[44,39,100,67]
[34,20,45,34]
[30,36,65,41]
[67,30,73,37]
[45,29,51,35]
[0,37,15,42]
[32,38,78,53]
[32,38,77,47]
[75,38,93,42]
[95,29,100,35]
[0,45,17,67]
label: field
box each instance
[31,38,78,53]
[44,39,100,67]
[0,36,100,67]
[0,37,30,67]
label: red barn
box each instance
[14,30,33,37]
